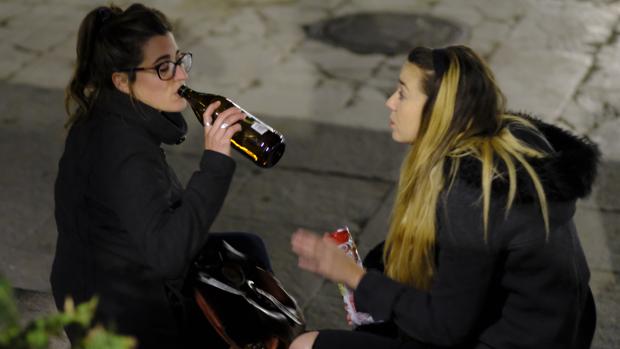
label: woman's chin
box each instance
[391,131,402,143]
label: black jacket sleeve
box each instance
[354,182,500,347]
[355,247,497,346]
[101,148,235,279]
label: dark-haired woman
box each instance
[290,45,598,349]
[51,4,270,348]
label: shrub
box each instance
[0,276,136,349]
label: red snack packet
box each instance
[327,226,375,326]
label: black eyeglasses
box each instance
[120,52,192,81]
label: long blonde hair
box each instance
[384,46,549,290]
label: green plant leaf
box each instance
[0,277,19,328]
[1,277,135,349]
[25,327,49,349]
[82,326,137,349]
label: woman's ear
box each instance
[111,72,130,94]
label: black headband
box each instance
[432,48,449,79]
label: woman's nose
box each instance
[385,93,397,111]
[175,65,189,80]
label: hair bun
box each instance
[432,48,449,79]
[96,7,113,25]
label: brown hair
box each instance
[64,3,172,128]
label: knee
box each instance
[220,231,266,250]
[217,232,272,271]
[289,331,319,349]
[245,232,268,251]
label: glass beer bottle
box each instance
[178,85,286,168]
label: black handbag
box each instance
[188,239,305,349]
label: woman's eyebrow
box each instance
[153,50,181,64]
[152,54,171,64]
[399,79,409,91]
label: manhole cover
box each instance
[303,12,466,55]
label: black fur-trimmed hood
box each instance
[453,113,600,203]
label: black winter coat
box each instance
[355,115,599,349]
[51,88,236,346]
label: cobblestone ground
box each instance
[1,0,619,348]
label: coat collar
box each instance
[451,113,600,203]
[95,88,187,145]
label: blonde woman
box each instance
[290,46,598,349]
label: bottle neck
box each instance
[177,85,193,98]
[178,85,218,102]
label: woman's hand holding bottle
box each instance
[202,101,244,157]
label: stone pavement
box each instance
[0,0,618,348]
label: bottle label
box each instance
[251,122,268,135]
[225,97,272,135]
